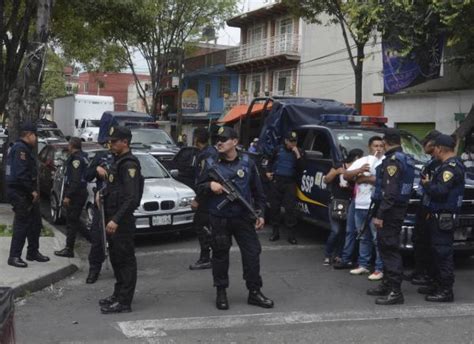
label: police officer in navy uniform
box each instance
[6,122,49,268]
[99,126,142,314]
[410,130,441,286]
[419,134,465,302]
[198,126,273,310]
[84,145,114,283]
[266,130,304,244]
[55,137,91,258]
[367,129,415,305]
[189,127,218,270]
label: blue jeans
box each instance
[324,208,346,258]
[355,208,383,272]
[340,201,356,264]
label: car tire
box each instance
[50,192,64,224]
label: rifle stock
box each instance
[98,188,109,269]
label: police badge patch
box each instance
[109,174,114,183]
[387,165,397,177]
[443,171,454,182]
[237,169,245,178]
[19,152,26,160]
[128,168,136,178]
[72,160,80,169]
[291,131,297,138]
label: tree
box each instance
[285,0,383,113]
[41,49,67,111]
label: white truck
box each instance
[53,94,114,142]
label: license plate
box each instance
[152,215,172,226]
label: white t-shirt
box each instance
[347,155,383,209]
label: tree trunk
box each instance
[453,104,474,140]
[354,44,364,114]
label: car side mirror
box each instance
[170,169,179,178]
[305,150,324,159]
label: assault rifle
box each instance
[356,201,379,240]
[208,166,261,220]
[97,187,109,269]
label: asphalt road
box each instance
[13,199,474,343]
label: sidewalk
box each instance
[0,204,81,297]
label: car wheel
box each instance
[50,193,63,224]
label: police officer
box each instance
[197,126,273,310]
[367,129,415,305]
[6,122,49,268]
[419,134,465,302]
[189,127,218,270]
[266,130,304,244]
[55,137,91,258]
[99,126,142,314]
[84,146,114,283]
[410,130,441,285]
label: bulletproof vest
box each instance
[420,158,441,207]
[372,151,415,203]
[65,151,89,189]
[274,145,296,177]
[427,157,465,213]
[104,153,144,218]
[207,154,252,218]
[5,140,37,186]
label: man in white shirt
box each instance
[343,136,385,281]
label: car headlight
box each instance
[179,196,194,208]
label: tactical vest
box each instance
[65,151,89,190]
[427,157,465,213]
[372,151,415,204]
[206,154,252,218]
[5,140,36,189]
[274,145,296,178]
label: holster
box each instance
[436,213,457,232]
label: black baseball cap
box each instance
[383,128,401,144]
[434,134,456,149]
[216,126,238,140]
[20,122,37,133]
[421,129,442,146]
[285,130,298,141]
[106,126,132,141]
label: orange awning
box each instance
[219,103,271,123]
[346,102,384,117]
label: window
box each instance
[273,70,293,95]
[84,82,89,93]
[205,83,211,98]
[310,130,332,159]
[219,77,230,97]
[249,74,262,97]
[278,17,293,36]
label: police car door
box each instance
[297,126,337,226]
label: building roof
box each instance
[227,1,289,28]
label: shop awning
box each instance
[218,103,272,124]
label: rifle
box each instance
[356,201,379,240]
[208,166,261,220]
[97,187,109,269]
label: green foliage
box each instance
[41,49,67,107]
[0,224,54,237]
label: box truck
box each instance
[53,95,114,141]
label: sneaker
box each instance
[323,258,331,266]
[368,271,384,281]
[350,266,370,275]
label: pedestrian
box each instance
[367,129,415,305]
[265,130,305,244]
[418,134,465,302]
[345,136,385,281]
[197,126,273,310]
[189,127,218,270]
[178,133,188,148]
[99,126,143,314]
[410,130,441,286]
[83,146,115,284]
[322,148,363,266]
[55,137,91,258]
[6,122,49,268]
[248,138,258,153]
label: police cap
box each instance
[20,121,37,133]
[285,130,298,141]
[421,129,442,146]
[106,126,132,141]
[434,134,456,149]
[216,126,238,140]
[383,128,401,144]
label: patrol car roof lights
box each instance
[321,114,388,124]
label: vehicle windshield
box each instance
[38,129,65,139]
[334,128,429,163]
[86,120,101,127]
[131,130,175,145]
[136,154,170,179]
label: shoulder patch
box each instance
[449,162,456,167]
[443,171,454,182]
[387,165,397,177]
[391,155,396,160]
[218,127,224,135]
[72,160,80,169]
[128,168,136,178]
[108,174,114,183]
[19,151,26,160]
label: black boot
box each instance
[367,283,390,296]
[54,247,74,258]
[216,287,229,310]
[7,257,28,268]
[26,251,50,262]
[100,302,132,314]
[86,271,100,284]
[98,295,117,306]
[189,257,212,270]
[417,285,437,295]
[375,290,404,305]
[269,227,280,241]
[411,274,431,286]
[425,288,454,302]
[248,289,274,308]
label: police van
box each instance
[239,97,474,253]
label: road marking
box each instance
[136,244,319,257]
[117,303,474,338]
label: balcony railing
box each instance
[226,33,301,66]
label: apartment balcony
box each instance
[226,34,301,69]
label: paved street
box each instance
[11,201,474,343]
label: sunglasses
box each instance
[216,136,232,143]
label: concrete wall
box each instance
[384,89,474,133]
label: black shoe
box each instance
[100,302,132,314]
[248,289,274,309]
[288,237,297,245]
[417,285,437,295]
[98,295,117,306]
[333,261,353,270]
[375,291,404,305]
[216,288,229,310]
[189,258,212,270]
[411,275,431,286]
[26,252,50,262]
[269,233,280,241]
[7,257,28,268]
[54,248,74,258]
[425,289,454,302]
[86,271,100,284]
[367,283,391,296]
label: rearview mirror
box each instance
[170,169,179,178]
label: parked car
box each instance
[130,128,179,165]
[163,146,200,188]
[37,128,68,152]
[38,142,102,197]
